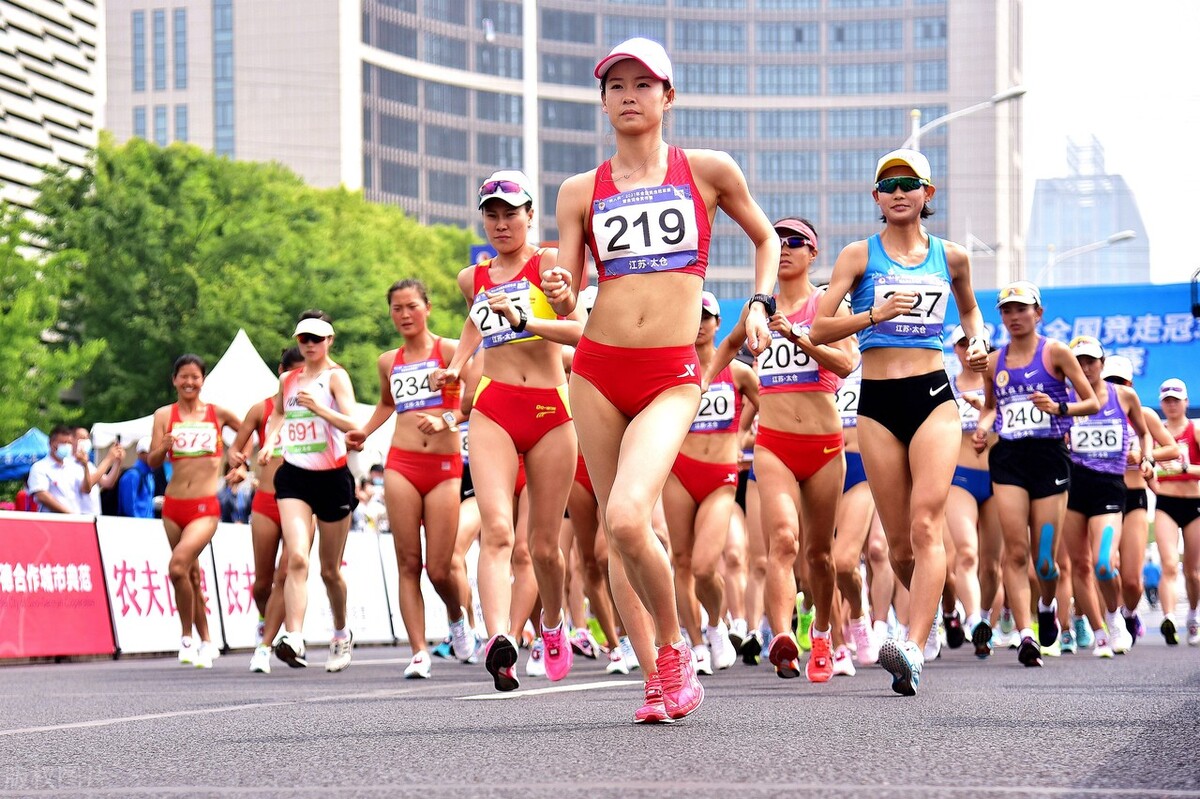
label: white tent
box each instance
[91,329,279,448]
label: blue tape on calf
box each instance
[1094,524,1117,581]
[1036,523,1059,579]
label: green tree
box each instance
[0,204,103,443]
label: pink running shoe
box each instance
[484,634,520,692]
[806,635,834,683]
[541,618,574,682]
[633,675,673,724]
[767,632,801,679]
[655,641,704,720]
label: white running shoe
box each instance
[194,641,217,669]
[178,638,196,666]
[325,631,354,673]
[705,622,736,671]
[923,618,942,661]
[404,650,431,679]
[273,630,308,668]
[255,619,265,647]
[605,647,630,675]
[249,644,272,674]
[1188,618,1200,647]
[692,644,714,676]
[850,616,879,665]
[872,619,890,647]
[450,609,476,662]
[525,638,546,677]
[1111,623,1133,655]
[1093,638,1114,659]
[831,644,856,677]
[619,635,640,672]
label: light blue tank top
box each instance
[850,233,952,352]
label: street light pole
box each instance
[1034,230,1137,287]
[902,85,1026,151]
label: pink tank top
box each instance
[758,290,842,395]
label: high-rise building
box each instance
[1025,136,1149,288]
[104,0,1023,291]
[0,0,102,212]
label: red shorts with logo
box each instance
[162,495,220,530]
[515,455,528,497]
[386,448,463,496]
[473,378,571,455]
[574,455,595,499]
[571,336,700,419]
[670,452,738,505]
[755,428,844,483]
[250,490,281,527]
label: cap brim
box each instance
[593,54,668,81]
[478,191,531,209]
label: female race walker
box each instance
[147,354,243,669]
[810,149,988,696]
[351,279,472,679]
[973,282,1098,668]
[436,171,584,692]
[708,217,857,684]
[546,37,777,722]
[260,311,361,672]
[1153,378,1200,646]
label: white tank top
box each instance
[281,367,347,471]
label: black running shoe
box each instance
[1017,635,1042,667]
[1124,614,1138,648]
[944,613,966,649]
[1162,617,1179,646]
[1037,609,1059,648]
[740,630,762,665]
[971,620,992,659]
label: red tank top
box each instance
[167,403,222,460]
[758,290,843,395]
[1159,419,1200,483]
[471,249,557,349]
[587,146,710,283]
[690,364,742,435]
[390,336,461,413]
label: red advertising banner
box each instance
[0,511,116,658]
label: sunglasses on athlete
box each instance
[297,334,327,344]
[478,180,526,197]
[780,235,812,249]
[874,176,929,194]
[997,285,1038,303]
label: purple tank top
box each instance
[1069,386,1129,475]
[992,337,1072,441]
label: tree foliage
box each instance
[0,204,103,442]
[34,136,476,423]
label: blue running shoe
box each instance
[971,620,992,659]
[1059,627,1077,654]
[879,638,923,696]
[432,636,453,660]
[1073,617,1094,648]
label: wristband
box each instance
[968,336,985,351]
[868,307,876,327]
[512,306,528,333]
[441,411,459,432]
[749,293,777,317]
[1058,400,1069,417]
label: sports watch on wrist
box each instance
[790,322,810,341]
[749,293,777,317]
[512,306,529,333]
[1058,400,1069,417]
[441,411,459,432]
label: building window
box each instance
[757,0,818,7]
[132,12,146,92]
[675,21,746,52]
[377,67,418,105]
[828,63,904,95]
[212,0,234,156]
[541,100,595,132]
[378,21,417,57]
[677,0,745,7]
[828,20,903,51]
[675,64,746,95]
[543,142,596,174]
[828,107,903,138]
[173,9,187,89]
[756,23,818,53]
[424,33,467,69]
[709,235,751,267]
[758,193,819,223]
[380,161,419,197]
[828,191,878,224]
[380,115,419,151]
[674,109,746,139]
[758,151,820,183]
[380,0,416,10]
[426,125,468,160]
[477,133,522,168]
[913,60,947,91]
[153,105,168,146]
[756,110,820,140]
[477,0,521,35]
[477,90,522,124]
[174,105,188,142]
[425,81,469,116]
[476,44,522,78]
[424,0,466,24]
[428,170,465,205]
[542,10,595,43]
[829,0,900,7]
[363,155,373,189]
[363,108,372,141]
[152,10,167,90]
[541,54,595,88]
[133,106,147,138]
[827,149,879,182]
[756,65,819,96]
[603,16,666,47]
[915,16,947,48]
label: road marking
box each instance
[460,679,638,700]
[0,689,414,737]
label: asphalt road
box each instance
[1,635,1198,798]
